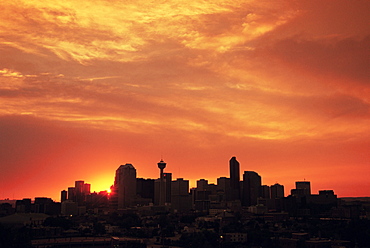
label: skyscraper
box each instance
[261,185,270,199]
[67,187,76,202]
[271,183,284,199]
[197,179,208,191]
[163,172,172,204]
[114,163,137,209]
[217,177,231,201]
[229,156,240,201]
[295,181,311,196]
[137,178,155,201]
[242,171,261,207]
[61,190,67,202]
[171,178,191,212]
[75,180,85,205]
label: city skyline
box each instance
[0,157,357,202]
[1,0,369,200]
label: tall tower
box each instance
[229,156,240,201]
[158,160,166,178]
[114,163,137,209]
[158,160,167,205]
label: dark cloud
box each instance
[267,36,370,83]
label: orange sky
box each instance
[0,0,369,201]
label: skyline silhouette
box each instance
[1,154,369,201]
[1,157,369,247]
[0,156,350,203]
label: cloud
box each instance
[265,36,370,84]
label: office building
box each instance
[61,190,67,202]
[163,172,172,204]
[229,157,241,201]
[171,178,191,212]
[271,183,284,199]
[113,163,137,209]
[261,185,270,199]
[137,178,155,201]
[295,181,311,196]
[242,171,261,207]
[67,187,76,202]
[217,177,231,201]
[197,179,208,190]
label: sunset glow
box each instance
[0,0,369,201]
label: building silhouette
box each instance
[261,185,270,199]
[271,183,284,199]
[197,179,208,191]
[171,178,191,212]
[163,172,172,204]
[137,178,155,202]
[113,163,137,209]
[229,157,241,201]
[157,160,167,206]
[67,187,76,202]
[292,181,311,196]
[217,177,231,202]
[242,171,261,207]
[60,190,67,202]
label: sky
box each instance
[0,0,369,201]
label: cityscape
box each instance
[1,0,369,247]
[1,157,369,247]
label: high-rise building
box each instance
[229,157,241,201]
[197,179,208,191]
[171,178,191,212]
[172,178,189,195]
[261,185,270,199]
[163,172,172,204]
[271,183,284,199]
[83,183,91,195]
[67,187,76,202]
[75,180,84,191]
[295,181,311,196]
[137,178,155,201]
[113,163,137,209]
[242,171,261,207]
[217,177,231,201]
[75,180,85,204]
[61,190,67,202]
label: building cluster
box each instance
[54,156,342,218]
[1,156,370,247]
[102,157,340,217]
[0,157,358,219]
[60,180,109,216]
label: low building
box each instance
[223,233,247,243]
